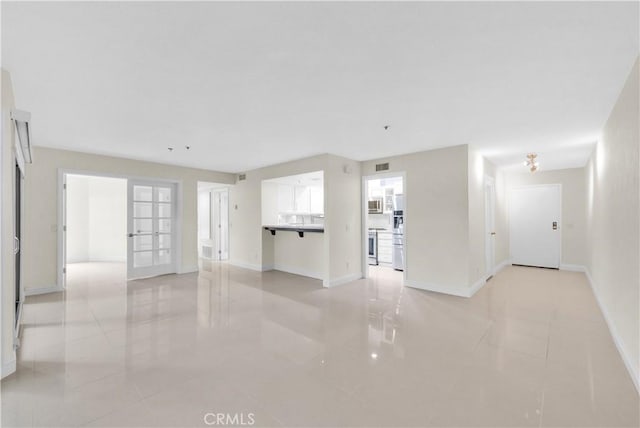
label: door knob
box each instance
[552,221,558,230]
[490,232,496,236]
[128,233,134,238]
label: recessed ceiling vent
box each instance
[237,173,247,182]
[375,162,390,172]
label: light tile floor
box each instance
[1,262,638,427]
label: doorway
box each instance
[363,173,406,281]
[59,172,181,287]
[65,174,127,283]
[197,183,230,262]
[509,184,561,268]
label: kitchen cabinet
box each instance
[309,186,323,213]
[277,184,323,214]
[278,184,294,212]
[294,186,310,212]
[384,188,394,213]
[377,231,393,264]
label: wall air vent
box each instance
[238,173,246,181]
[375,162,390,172]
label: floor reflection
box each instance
[3,262,637,428]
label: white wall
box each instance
[467,147,500,286]
[362,145,473,296]
[494,169,509,265]
[505,168,587,267]
[272,232,324,280]
[66,175,126,263]
[229,153,362,286]
[88,177,126,262]
[586,57,639,389]
[66,175,90,262]
[23,147,235,291]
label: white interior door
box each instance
[510,184,561,268]
[212,188,229,261]
[127,180,177,279]
[485,177,496,275]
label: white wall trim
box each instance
[227,260,268,272]
[1,358,16,379]
[24,284,63,297]
[468,276,486,297]
[404,279,471,298]
[272,264,324,281]
[324,272,363,288]
[177,265,199,274]
[494,258,511,273]
[559,263,586,272]
[585,269,639,394]
[406,259,513,298]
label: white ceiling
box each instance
[2,2,638,173]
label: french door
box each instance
[127,180,177,279]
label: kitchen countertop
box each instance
[263,225,324,236]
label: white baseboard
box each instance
[2,357,16,379]
[468,276,486,297]
[404,279,471,297]
[324,272,363,288]
[177,265,199,274]
[559,263,586,272]
[25,284,63,297]
[272,264,323,280]
[227,260,269,272]
[406,260,512,299]
[585,269,639,394]
[494,259,511,273]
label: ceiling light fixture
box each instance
[524,153,539,173]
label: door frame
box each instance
[57,169,183,289]
[484,175,496,277]
[361,171,407,282]
[508,183,562,268]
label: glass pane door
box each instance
[127,180,177,279]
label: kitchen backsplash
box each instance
[278,213,325,226]
[368,213,392,229]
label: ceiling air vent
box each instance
[238,173,246,181]
[375,162,390,172]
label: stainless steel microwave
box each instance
[368,199,383,214]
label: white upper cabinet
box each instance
[277,184,294,212]
[275,183,323,214]
[309,186,323,213]
[294,185,310,212]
